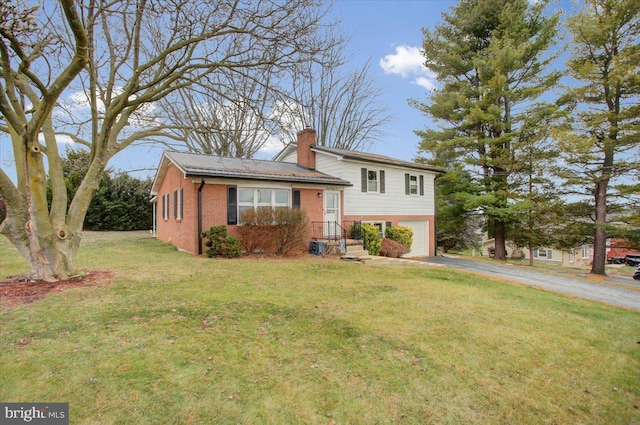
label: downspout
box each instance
[197,178,205,255]
[433,174,439,257]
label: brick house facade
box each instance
[151,128,444,256]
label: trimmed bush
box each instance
[350,222,363,240]
[237,207,309,256]
[361,223,382,256]
[237,207,276,253]
[381,238,410,258]
[202,225,242,258]
[273,208,309,255]
[385,226,413,249]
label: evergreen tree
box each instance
[54,148,152,231]
[555,0,640,275]
[413,0,560,260]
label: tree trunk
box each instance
[591,180,608,276]
[528,245,534,267]
[493,220,508,261]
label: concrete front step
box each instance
[341,247,372,262]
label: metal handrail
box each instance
[311,221,349,252]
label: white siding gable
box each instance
[279,149,297,164]
[315,152,436,216]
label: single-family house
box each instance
[481,238,563,264]
[150,127,444,257]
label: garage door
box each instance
[398,220,429,257]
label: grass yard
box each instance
[1,232,639,424]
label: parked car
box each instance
[634,267,640,281]
[624,254,640,267]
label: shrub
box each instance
[381,238,410,258]
[350,222,363,240]
[237,207,309,256]
[361,223,382,256]
[202,225,242,258]
[237,208,276,253]
[385,226,413,249]
[273,208,309,255]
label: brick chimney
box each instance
[296,126,316,169]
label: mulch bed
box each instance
[0,270,113,308]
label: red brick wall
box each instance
[156,164,197,253]
[158,176,331,254]
[296,128,316,169]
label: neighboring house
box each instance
[481,238,563,264]
[561,244,595,269]
[150,128,445,257]
[480,238,604,270]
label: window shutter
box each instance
[548,249,552,259]
[292,190,301,209]
[227,186,237,225]
[380,170,385,194]
[162,194,166,220]
[361,168,367,192]
[419,175,424,196]
[173,190,177,219]
[405,173,410,195]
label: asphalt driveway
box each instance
[424,256,640,312]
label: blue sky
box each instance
[1,0,575,182]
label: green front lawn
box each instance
[1,232,639,424]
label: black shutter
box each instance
[419,175,424,196]
[292,190,301,209]
[380,170,385,194]
[405,173,410,195]
[173,190,177,218]
[162,194,166,220]
[361,168,367,192]
[227,186,237,225]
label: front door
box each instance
[323,191,340,238]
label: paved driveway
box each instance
[424,256,640,312]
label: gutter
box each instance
[197,178,205,255]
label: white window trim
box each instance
[176,188,183,221]
[163,193,170,221]
[237,188,291,224]
[581,245,589,259]
[367,170,378,193]
[409,175,419,196]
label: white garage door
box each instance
[398,220,429,257]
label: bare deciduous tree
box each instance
[0,0,337,280]
[276,45,392,151]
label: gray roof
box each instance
[312,145,446,173]
[160,151,352,186]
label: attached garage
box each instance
[398,220,430,257]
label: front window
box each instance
[238,188,290,223]
[409,175,418,195]
[367,170,378,192]
[582,245,589,258]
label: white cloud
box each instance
[414,77,435,91]
[379,44,436,91]
[380,45,425,77]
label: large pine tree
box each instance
[413,0,560,260]
[555,0,640,275]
